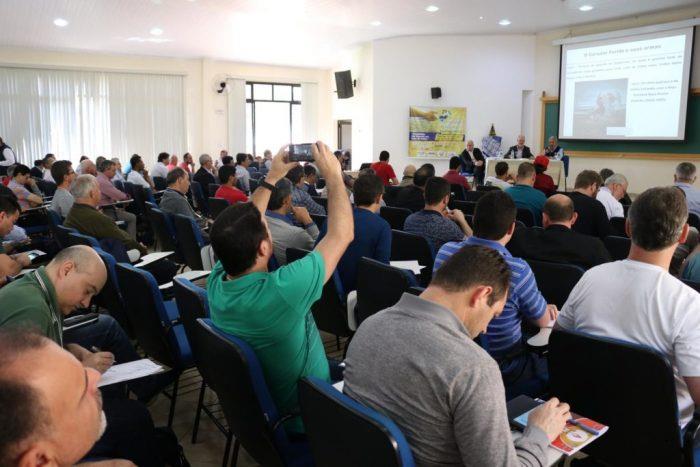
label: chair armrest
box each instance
[682,408,700,466]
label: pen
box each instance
[568,418,601,436]
[91,346,116,364]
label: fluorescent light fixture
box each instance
[425,5,439,12]
[53,18,69,27]
[370,20,382,26]
[579,5,594,11]
[127,36,173,43]
[149,27,163,36]
[498,19,511,26]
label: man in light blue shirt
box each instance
[674,162,700,218]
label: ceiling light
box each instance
[579,5,594,11]
[370,20,382,26]
[425,5,439,13]
[149,27,163,36]
[498,19,511,26]
[53,18,69,27]
[479,16,484,20]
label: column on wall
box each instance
[301,82,318,143]
[227,78,247,154]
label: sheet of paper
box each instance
[332,381,344,392]
[134,251,174,268]
[527,328,552,347]
[97,358,164,387]
[158,270,211,290]
[390,260,423,275]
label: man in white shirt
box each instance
[214,149,228,170]
[596,173,628,219]
[556,186,700,428]
[126,155,154,189]
[484,161,514,190]
[150,152,170,180]
[0,137,17,175]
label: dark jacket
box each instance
[64,203,146,255]
[507,224,611,270]
[567,191,611,239]
[394,185,425,213]
[193,167,216,191]
[505,145,534,159]
[459,148,485,174]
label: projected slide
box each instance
[559,27,694,141]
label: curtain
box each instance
[0,67,186,168]
[301,82,318,143]
[227,78,247,155]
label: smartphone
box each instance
[289,143,314,162]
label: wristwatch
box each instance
[259,180,276,192]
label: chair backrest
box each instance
[549,328,683,466]
[172,278,209,345]
[515,207,536,228]
[608,216,627,237]
[67,231,101,248]
[208,183,220,197]
[449,184,465,201]
[113,179,125,192]
[115,263,187,369]
[525,259,584,309]
[48,211,67,247]
[37,179,57,197]
[153,176,167,191]
[681,279,700,293]
[476,185,500,192]
[603,235,631,261]
[299,377,415,467]
[172,214,205,270]
[122,181,135,197]
[449,200,476,217]
[383,185,402,207]
[208,197,230,219]
[193,318,300,467]
[92,248,131,335]
[146,208,183,261]
[356,258,413,326]
[688,213,700,230]
[463,190,486,202]
[391,229,434,267]
[129,183,149,216]
[379,206,412,230]
[189,180,209,216]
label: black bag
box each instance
[154,427,190,467]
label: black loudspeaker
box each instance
[335,70,354,99]
[431,87,442,99]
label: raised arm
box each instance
[250,145,297,215]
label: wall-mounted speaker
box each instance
[431,87,442,99]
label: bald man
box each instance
[504,134,534,159]
[458,140,485,184]
[507,194,611,269]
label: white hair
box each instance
[604,173,628,187]
[70,174,98,198]
[199,154,211,165]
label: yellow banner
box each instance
[409,106,466,159]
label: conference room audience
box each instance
[207,142,353,434]
[557,187,700,428]
[265,177,319,265]
[50,160,76,218]
[484,161,514,190]
[150,152,170,180]
[166,154,178,172]
[287,165,326,215]
[8,164,43,210]
[214,165,248,205]
[234,153,252,193]
[159,167,211,235]
[507,194,611,269]
[395,164,435,212]
[126,155,153,189]
[597,173,628,219]
[399,164,416,187]
[443,156,471,190]
[459,139,485,184]
[0,196,31,278]
[194,153,217,188]
[504,134,534,159]
[505,162,547,225]
[111,157,126,182]
[97,160,137,239]
[370,150,398,186]
[319,172,390,295]
[404,176,472,253]
[344,245,569,467]
[674,162,700,218]
[434,191,557,397]
[532,155,556,197]
[544,136,563,159]
[180,152,195,173]
[303,164,320,196]
[567,170,610,239]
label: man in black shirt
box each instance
[193,153,217,189]
[508,194,611,269]
[567,170,610,239]
[395,164,435,212]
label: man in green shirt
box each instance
[208,141,354,433]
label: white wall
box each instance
[371,35,536,176]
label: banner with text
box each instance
[408,106,466,159]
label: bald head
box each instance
[79,159,96,176]
[543,194,577,228]
[46,246,107,314]
[517,134,525,146]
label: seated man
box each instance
[125,155,153,190]
[151,152,170,180]
[0,196,31,278]
[504,134,534,159]
[507,194,611,269]
[64,175,147,261]
[194,153,217,189]
[404,176,472,253]
[434,191,557,398]
[399,164,416,187]
[30,159,45,179]
[395,164,435,212]
[79,158,97,177]
[207,142,353,434]
[674,162,700,218]
[567,170,610,239]
[458,139,485,184]
[532,155,556,197]
[443,156,471,190]
[484,161,514,190]
[159,167,211,235]
[265,178,319,264]
[319,172,391,294]
[234,153,252,193]
[8,164,43,210]
[214,165,248,205]
[557,187,700,428]
[303,164,320,196]
[287,165,326,215]
[596,173,628,219]
[544,135,563,159]
[370,150,398,186]
[505,162,547,225]
[344,245,570,466]
[50,160,76,218]
[97,159,137,239]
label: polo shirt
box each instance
[505,184,547,225]
[50,187,74,218]
[207,252,329,433]
[404,209,464,253]
[442,170,471,190]
[596,187,624,219]
[434,237,546,354]
[0,266,62,344]
[126,170,151,189]
[151,162,169,180]
[215,185,248,205]
[394,185,425,213]
[370,161,397,186]
[675,182,700,218]
[567,191,610,239]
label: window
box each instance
[246,82,301,157]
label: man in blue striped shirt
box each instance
[434,190,557,398]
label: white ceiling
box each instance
[0,0,696,68]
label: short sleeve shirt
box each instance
[371,162,397,186]
[207,251,329,433]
